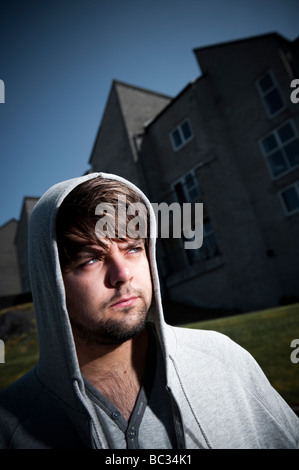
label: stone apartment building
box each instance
[0,219,21,298]
[89,32,299,313]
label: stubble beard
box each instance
[69,290,152,346]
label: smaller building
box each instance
[15,197,39,293]
[0,219,21,297]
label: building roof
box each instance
[88,79,172,165]
[193,32,289,54]
[112,79,172,100]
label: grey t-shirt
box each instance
[84,325,178,449]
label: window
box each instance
[279,182,299,215]
[256,71,285,117]
[173,171,201,203]
[170,119,193,151]
[260,120,299,178]
[186,218,220,266]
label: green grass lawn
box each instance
[0,303,39,391]
[0,333,39,390]
[181,303,299,407]
[0,302,298,409]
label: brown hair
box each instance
[56,176,149,267]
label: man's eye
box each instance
[128,246,142,254]
[85,257,100,265]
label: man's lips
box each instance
[110,296,139,308]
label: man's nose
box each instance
[107,257,133,287]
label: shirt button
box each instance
[112,411,119,420]
[128,428,136,439]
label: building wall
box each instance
[194,33,299,304]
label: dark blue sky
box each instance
[0,0,298,226]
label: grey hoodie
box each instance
[0,172,298,449]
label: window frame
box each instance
[259,119,299,180]
[256,70,285,118]
[170,119,194,151]
[279,181,299,216]
[185,217,220,266]
[172,169,201,203]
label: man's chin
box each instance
[71,311,148,346]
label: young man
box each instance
[0,172,298,449]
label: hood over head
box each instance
[28,172,168,415]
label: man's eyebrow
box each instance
[63,239,106,261]
[64,236,146,260]
[117,239,146,249]
[74,245,107,258]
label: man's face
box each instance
[62,236,153,345]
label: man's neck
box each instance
[75,329,149,421]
